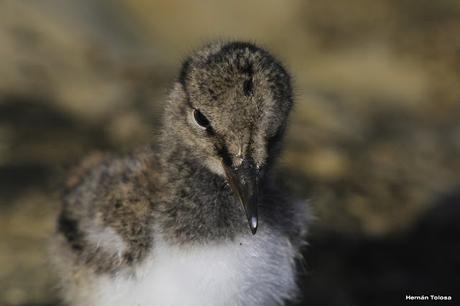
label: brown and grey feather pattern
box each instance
[51,41,309,306]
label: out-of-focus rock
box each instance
[1,0,460,305]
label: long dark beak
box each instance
[223,158,259,235]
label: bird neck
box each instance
[156,138,247,244]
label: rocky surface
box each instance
[0,0,459,305]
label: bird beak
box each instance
[223,159,259,235]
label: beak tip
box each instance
[249,216,258,235]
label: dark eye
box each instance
[193,109,210,128]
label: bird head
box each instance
[163,42,293,235]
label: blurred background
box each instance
[1,0,459,305]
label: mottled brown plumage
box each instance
[51,41,309,306]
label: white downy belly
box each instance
[93,230,298,306]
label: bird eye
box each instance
[193,109,210,129]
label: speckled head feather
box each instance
[156,41,296,239]
[161,41,293,177]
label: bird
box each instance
[50,41,310,306]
